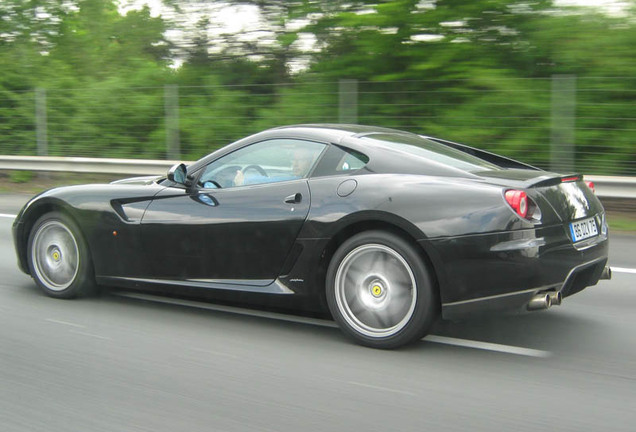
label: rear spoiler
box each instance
[529,174,583,188]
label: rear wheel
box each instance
[326,231,437,349]
[27,211,96,298]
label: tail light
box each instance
[505,190,528,218]
[585,180,595,194]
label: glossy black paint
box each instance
[140,181,310,281]
[13,124,609,320]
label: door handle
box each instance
[284,193,302,204]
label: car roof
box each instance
[187,124,497,179]
[188,124,414,171]
[273,123,410,136]
[263,124,485,178]
[272,123,422,145]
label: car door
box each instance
[139,139,326,285]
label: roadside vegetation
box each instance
[608,215,636,233]
[0,1,634,174]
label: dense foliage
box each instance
[0,0,634,174]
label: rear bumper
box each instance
[439,257,608,320]
[420,222,610,321]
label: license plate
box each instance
[570,217,598,242]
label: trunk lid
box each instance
[475,169,603,222]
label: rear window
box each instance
[361,133,502,172]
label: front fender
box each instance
[13,183,165,277]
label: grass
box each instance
[607,213,636,234]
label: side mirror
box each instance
[167,163,188,185]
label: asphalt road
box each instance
[1,194,635,432]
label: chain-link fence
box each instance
[1,76,634,175]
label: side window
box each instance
[338,149,368,172]
[312,145,369,177]
[197,139,326,189]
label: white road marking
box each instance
[69,330,112,341]
[0,213,16,219]
[424,335,552,358]
[348,381,417,396]
[115,292,339,328]
[612,267,636,275]
[115,292,552,358]
[45,318,86,328]
[47,319,110,340]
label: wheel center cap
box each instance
[361,277,389,307]
[51,250,61,262]
[367,278,389,300]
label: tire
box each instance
[326,230,438,349]
[27,211,96,299]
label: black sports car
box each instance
[12,124,611,349]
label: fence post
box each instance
[35,88,47,156]
[550,75,576,173]
[339,79,358,124]
[164,84,180,160]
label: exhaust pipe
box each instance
[527,293,552,311]
[601,266,612,280]
[548,291,562,306]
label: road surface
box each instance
[1,194,635,432]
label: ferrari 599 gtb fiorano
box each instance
[13,124,611,349]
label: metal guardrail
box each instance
[586,175,636,200]
[1,155,634,199]
[0,155,180,176]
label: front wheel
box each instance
[27,211,96,299]
[326,231,438,349]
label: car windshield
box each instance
[361,133,502,172]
